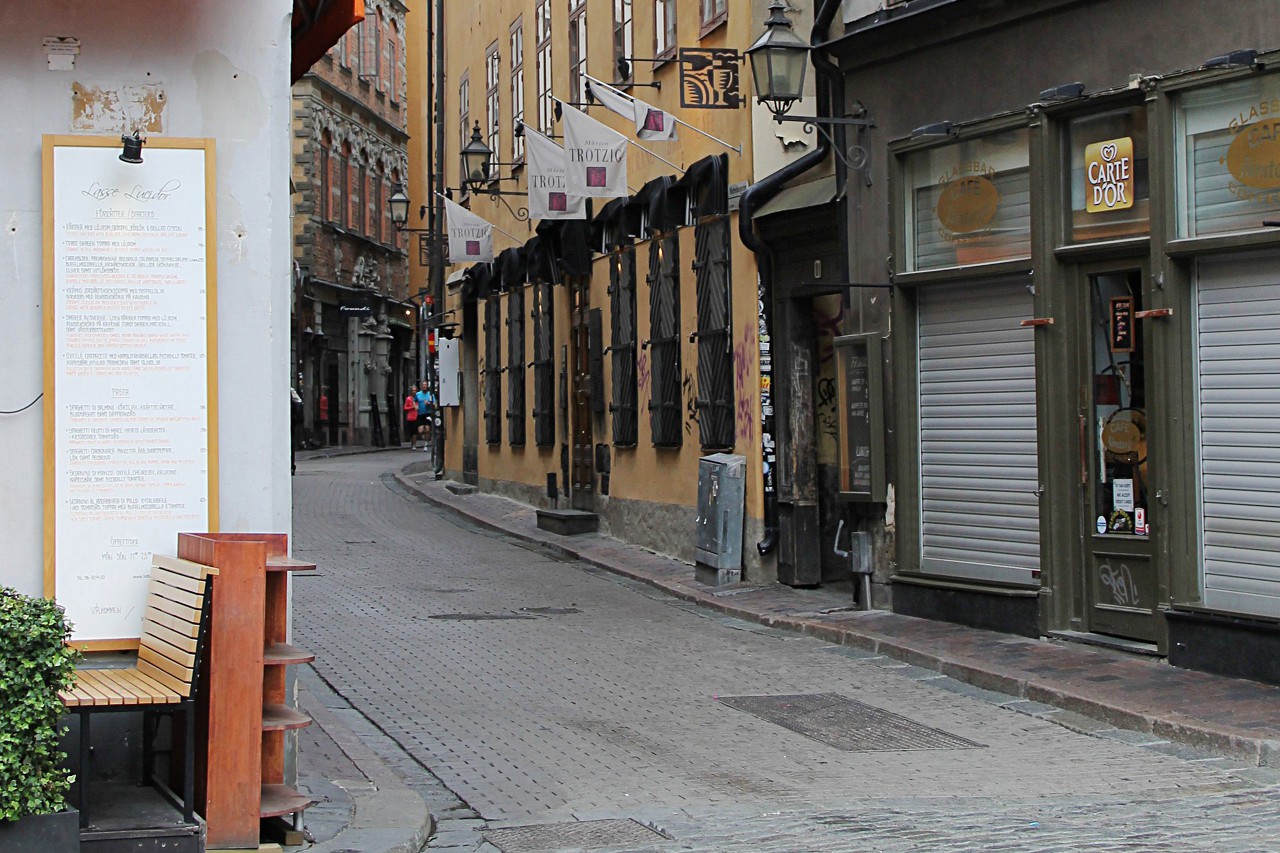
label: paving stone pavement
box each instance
[291,453,1280,852]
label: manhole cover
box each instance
[484,819,668,852]
[427,613,538,621]
[718,693,984,752]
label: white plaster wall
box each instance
[0,1,294,597]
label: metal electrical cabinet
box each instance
[695,453,746,586]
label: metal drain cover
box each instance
[484,818,668,852]
[718,693,984,752]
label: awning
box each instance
[292,0,365,83]
[755,175,839,219]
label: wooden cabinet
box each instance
[178,533,316,850]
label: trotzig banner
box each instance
[444,197,495,263]
[561,103,629,198]
[587,76,678,142]
[525,127,587,220]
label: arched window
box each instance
[318,130,333,221]
[331,139,347,225]
[349,149,364,233]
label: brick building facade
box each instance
[292,0,412,447]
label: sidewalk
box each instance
[394,466,1280,769]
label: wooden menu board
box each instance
[42,136,219,649]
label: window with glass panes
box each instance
[700,0,726,33]
[536,0,554,134]
[459,72,470,191]
[613,0,632,83]
[569,0,588,103]
[655,0,676,60]
[486,43,501,182]
[510,19,525,162]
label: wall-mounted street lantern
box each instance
[460,122,493,189]
[746,1,873,135]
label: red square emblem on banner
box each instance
[549,192,567,211]
[643,109,665,132]
[586,166,607,188]
[466,240,480,256]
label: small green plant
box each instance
[0,588,79,822]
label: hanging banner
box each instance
[525,127,587,220]
[586,76,678,142]
[678,48,743,109]
[444,197,495,263]
[561,104,629,198]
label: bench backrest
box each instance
[136,555,219,699]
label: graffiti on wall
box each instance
[683,371,697,435]
[734,321,757,443]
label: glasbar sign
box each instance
[1225,97,1280,201]
[934,161,999,240]
[1085,137,1134,212]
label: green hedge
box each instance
[0,589,79,821]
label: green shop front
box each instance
[888,62,1280,682]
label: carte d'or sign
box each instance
[1085,137,1134,213]
[934,162,1000,237]
[1225,97,1280,196]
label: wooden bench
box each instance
[61,555,218,829]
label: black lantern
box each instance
[746,1,811,118]
[388,182,410,231]
[119,132,145,164]
[460,122,493,188]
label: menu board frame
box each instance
[41,135,219,650]
[835,333,886,503]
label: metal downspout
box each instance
[740,0,841,556]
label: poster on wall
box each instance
[43,136,218,648]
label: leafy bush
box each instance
[0,589,78,821]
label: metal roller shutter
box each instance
[1197,252,1280,618]
[918,279,1040,584]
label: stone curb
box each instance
[392,468,1276,768]
[301,681,435,853]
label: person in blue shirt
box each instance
[414,380,436,450]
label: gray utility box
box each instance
[695,453,746,586]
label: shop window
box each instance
[648,234,682,447]
[1176,76,1280,238]
[510,18,525,163]
[507,285,527,446]
[655,0,677,62]
[902,127,1031,272]
[610,247,638,446]
[1069,107,1150,242]
[486,42,501,182]
[484,293,502,444]
[569,0,588,104]
[536,0,554,135]
[694,216,733,450]
[532,281,555,447]
[613,0,633,84]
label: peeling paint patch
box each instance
[70,83,166,134]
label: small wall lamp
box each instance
[119,132,145,164]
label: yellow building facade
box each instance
[414,0,774,577]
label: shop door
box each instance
[1079,265,1160,641]
[569,276,594,508]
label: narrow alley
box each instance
[291,452,1280,852]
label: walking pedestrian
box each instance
[404,387,419,449]
[414,380,435,450]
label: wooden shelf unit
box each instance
[179,533,316,850]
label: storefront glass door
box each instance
[1082,266,1159,641]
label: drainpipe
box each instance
[740,0,841,556]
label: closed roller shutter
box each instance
[1197,252,1280,618]
[918,279,1040,584]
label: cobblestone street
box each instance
[292,453,1280,852]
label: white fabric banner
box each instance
[444,197,495,264]
[587,76,678,142]
[562,104,629,198]
[525,127,587,220]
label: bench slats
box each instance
[116,668,182,703]
[145,593,202,628]
[144,621,199,656]
[151,565,209,596]
[86,669,139,706]
[136,651,192,696]
[146,579,203,612]
[140,632,197,671]
[62,671,115,707]
[152,554,219,581]
[141,605,201,639]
